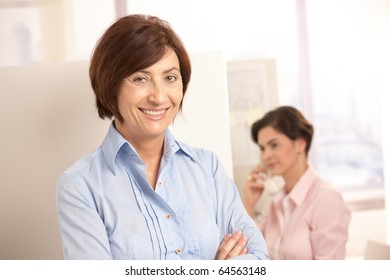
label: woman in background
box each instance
[243,106,351,259]
[56,14,268,260]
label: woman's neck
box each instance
[118,126,164,189]
[283,159,309,193]
[132,137,164,189]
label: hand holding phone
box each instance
[243,165,283,217]
[262,172,282,195]
[243,165,268,217]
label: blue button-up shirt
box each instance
[56,123,268,260]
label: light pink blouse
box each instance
[258,166,351,259]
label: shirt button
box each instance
[165,213,172,220]
[175,248,182,254]
[157,180,164,187]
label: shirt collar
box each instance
[287,165,317,206]
[101,122,129,175]
[102,122,196,175]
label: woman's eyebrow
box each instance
[162,66,181,74]
[259,138,277,148]
[134,66,180,75]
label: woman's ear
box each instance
[295,138,307,154]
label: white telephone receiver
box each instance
[259,172,284,195]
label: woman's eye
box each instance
[166,75,177,82]
[271,143,278,149]
[133,76,147,83]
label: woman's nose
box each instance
[148,80,166,103]
[261,148,271,161]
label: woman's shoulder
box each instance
[309,174,351,222]
[310,175,346,205]
[304,167,340,195]
[175,140,216,161]
[313,176,340,193]
[61,146,104,176]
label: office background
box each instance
[0,0,389,259]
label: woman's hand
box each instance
[243,165,268,218]
[214,231,248,260]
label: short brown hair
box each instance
[251,106,314,155]
[89,14,191,122]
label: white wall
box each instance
[381,62,390,244]
[170,51,233,175]
[39,0,115,62]
[126,0,301,105]
[0,6,42,66]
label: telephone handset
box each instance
[258,170,284,195]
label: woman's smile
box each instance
[139,107,169,120]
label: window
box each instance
[304,0,388,209]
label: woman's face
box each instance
[115,48,183,142]
[257,126,305,177]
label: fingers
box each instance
[253,165,268,175]
[226,232,248,258]
[214,231,248,260]
[247,169,268,184]
[244,168,268,217]
[239,247,248,256]
[245,173,265,191]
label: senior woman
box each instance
[56,14,268,260]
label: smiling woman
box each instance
[56,14,269,260]
[115,50,184,159]
[115,50,183,187]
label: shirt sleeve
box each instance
[209,152,269,260]
[56,173,113,259]
[311,187,351,260]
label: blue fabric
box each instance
[57,122,269,260]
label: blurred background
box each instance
[1,0,389,259]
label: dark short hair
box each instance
[251,106,314,155]
[89,14,191,122]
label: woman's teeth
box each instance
[141,109,166,116]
